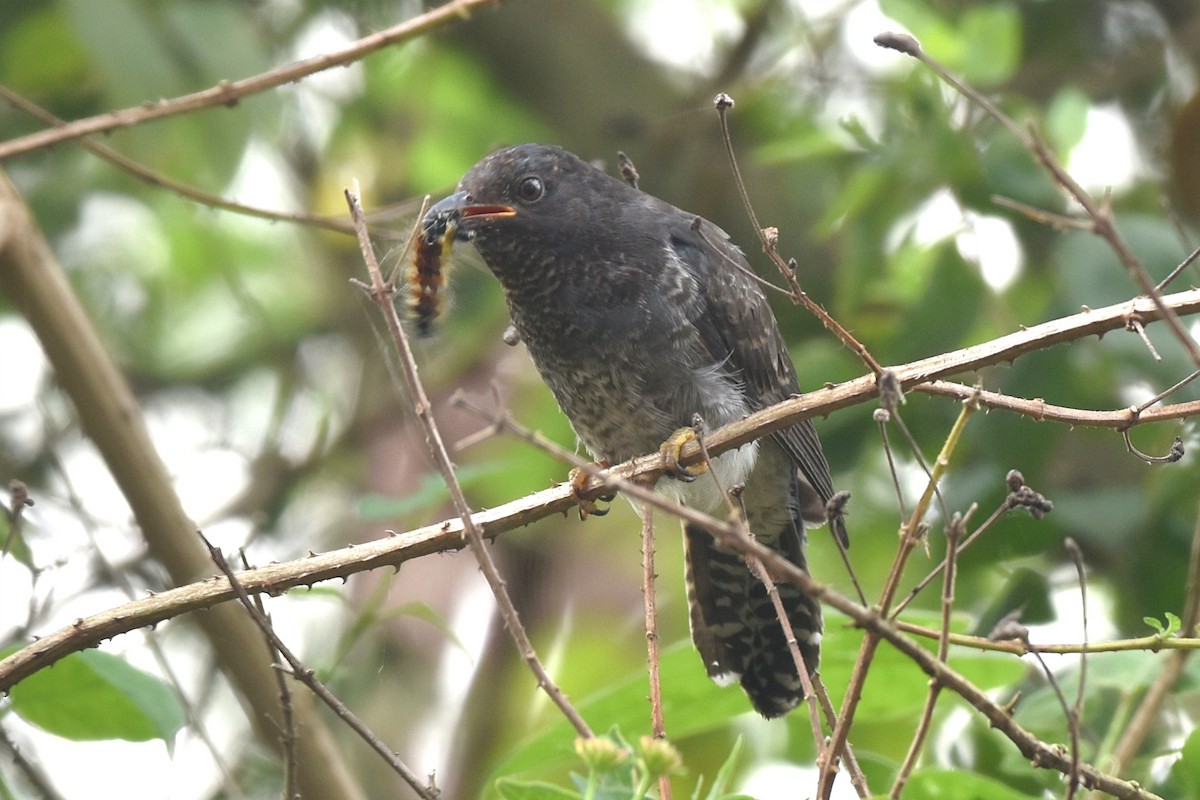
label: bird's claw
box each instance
[660,427,708,482]
[568,464,615,520]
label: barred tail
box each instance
[683,520,822,718]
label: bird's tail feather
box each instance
[683,520,822,718]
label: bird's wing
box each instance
[664,212,837,507]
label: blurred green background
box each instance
[2,0,1200,798]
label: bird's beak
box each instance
[423,191,516,243]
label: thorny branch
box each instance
[0,0,500,162]
[873,31,1200,371]
[6,286,1200,691]
[206,538,439,800]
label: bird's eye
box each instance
[516,176,544,203]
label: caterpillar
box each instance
[407,205,459,337]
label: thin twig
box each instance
[1154,243,1200,293]
[712,93,883,375]
[893,471,1052,616]
[1133,369,1200,415]
[820,401,975,800]
[1064,539,1089,800]
[812,674,871,798]
[914,379,1200,430]
[1121,431,1185,464]
[1098,497,1200,788]
[992,612,1081,800]
[691,416,829,759]
[2,480,31,558]
[878,371,954,533]
[0,725,70,800]
[240,549,300,800]
[0,0,500,161]
[204,536,438,799]
[876,408,909,523]
[890,507,970,798]
[638,504,672,800]
[0,85,359,236]
[343,183,593,739]
[992,195,1095,231]
[1126,317,1162,362]
[746,553,830,760]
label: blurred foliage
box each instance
[2,0,1200,798]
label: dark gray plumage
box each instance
[427,143,843,717]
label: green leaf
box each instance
[1170,726,1200,798]
[958,4,1022,87]
[491,641,747,784]
[357,462,506,520]
[494,612,1023,784]
[1144,612,1182,637]
[8,649,184,743]
[0,6,90,97]
[0,506,34,569]
[693,736,742,800]
[495,778,580,800]
[901,767,1042,799]
[1045,88,1091,155]
[824,610,1026,719]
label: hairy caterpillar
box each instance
[407,205,459,336]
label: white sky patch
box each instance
[886,191,1023,291]
[1066,103,1141,195]
[224,138,304,218]
[885,188,963,254]
[956,213,1023,291]
[843,0,910,76]
[0,558,34,633]
[287,10,363,150]
[60,194,167,314]
[1024,564,1118,673]
[739,760,859,799]
[411,574,499,779]
[623,0,744,74]
[793,0,860,22]
[1118,380,1160,409]
[0,318,47,461]
[0,318,45,414]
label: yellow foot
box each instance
[568,462,615,519]
[660,427,709,482]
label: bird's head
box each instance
[423,144,634,289]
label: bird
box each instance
[424,143,844,718]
